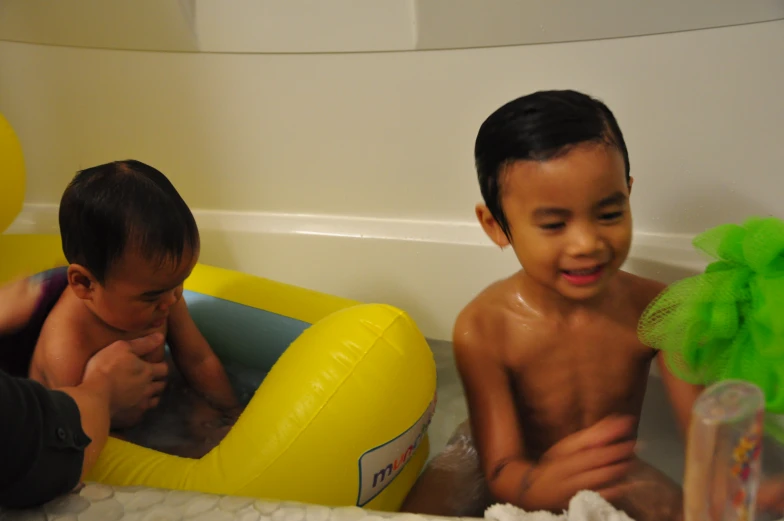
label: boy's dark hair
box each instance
[59,160,200,283]
[474,89,630,238]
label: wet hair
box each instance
[59,160,200,283]
[474,89,630,238]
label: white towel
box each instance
[484,491,635,521]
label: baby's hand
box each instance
[196,414,234,447]
[223,406,243,424]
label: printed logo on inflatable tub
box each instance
[356,394,437,506]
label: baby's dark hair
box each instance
[474,89,630,238]
[59,160,200,283]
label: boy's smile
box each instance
[561,264,607,287]
[477,142,633,302]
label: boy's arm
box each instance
[656,354,704,438]
[452,325,532,505]
[640,278,704,437]
[166,299,240,415]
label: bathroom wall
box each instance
[1,3,783,339]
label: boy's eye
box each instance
[600,211,624,221]
[540,222,565,231]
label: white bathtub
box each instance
[7,205,784,520]
[9,203,709,341]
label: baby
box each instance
[28,160,241,458]
[401,90,702,520]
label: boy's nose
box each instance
[568,226,603,256]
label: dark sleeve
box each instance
[0,370,92,509]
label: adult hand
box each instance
[0,276,43,334]
[82,333,169,415]
[520,415,638,510]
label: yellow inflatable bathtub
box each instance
[0,113,437,512]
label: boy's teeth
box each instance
[566,267,598,275]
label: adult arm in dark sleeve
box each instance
[0,334,169,509]
[0,275,168,508]
[0,274,112,509]
[0,370,99,509]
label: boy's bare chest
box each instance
[506,311,653,368]
[502,318,655,454]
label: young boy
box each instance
[401,90,702,520]
[27,160,241,458]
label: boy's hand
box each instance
[520,415,638,510]
[758,475,784,515]
[545,414,637,459]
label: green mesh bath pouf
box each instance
[637,216,784,442]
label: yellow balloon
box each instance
[0,113,25,234]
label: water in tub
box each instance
[114,339,784,518]
[116,357,267,459]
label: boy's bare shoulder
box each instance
[615,270,667,315]
[452,273,526,358]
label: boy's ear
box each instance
[475,204,510,249]
[628,176,634,196]
[67,264,97,300]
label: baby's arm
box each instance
[166,298,240,415]
[30,335,89,390]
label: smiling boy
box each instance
[402,90,700,520]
